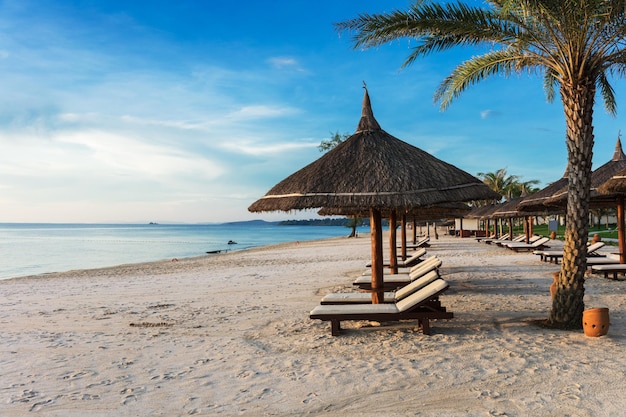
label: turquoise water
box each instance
[0,222,353,280]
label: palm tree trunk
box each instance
[550,83,595,329]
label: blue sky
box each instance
[1,0,625,223]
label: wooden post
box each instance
[400,214,407,260]
[389,210,398,275]
[618,196,625,264]
[508,218,514,241]
[459,218,464,238]
[523,216,529,243]
[413,217,417,244]
[370,208,384,303]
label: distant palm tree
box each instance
[478,168,540,200]
[337,0,626,329]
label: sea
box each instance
[0,221,355,281]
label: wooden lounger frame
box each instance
[310,284,452,336]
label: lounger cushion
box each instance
[362,256,440,276]
[320,292,397,303]
[591,264,626,271]
[353,274,411,285]
[324,270,440,304]
[394,270,440,300]
[396,279,448,312]
[310,303,399,316]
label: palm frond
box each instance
[434,50,531,109]
[543,69,558,102]
[597,72,617,115]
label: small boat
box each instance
[206,250,223,254]
[227,240,237,245]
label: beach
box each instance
[1,233,625,416]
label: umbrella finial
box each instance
[613,131,625,161]
[356,84,381,133]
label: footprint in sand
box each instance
[121,394,137,405]
[29,399,54,412]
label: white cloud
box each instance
[267,56,304,71]
[481,109,501,119]
[218,138,319,156]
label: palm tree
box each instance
[336,0,626,329]
[478,168,540,200]
[478,168,517,201]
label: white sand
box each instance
[1,234,625,416]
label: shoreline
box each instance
[2,234,625,416]
[0,235,349,283]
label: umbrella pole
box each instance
[389,210,398,274]
[370,208,384,303]
[413,218,417,244]
[619,196,625,264]
[400,214,407,261]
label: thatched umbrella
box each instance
[517,170,568,214]
[464,203,501,237]
[597,167,626,263]
[543,137,626,209]
[597,167,626,194]
[249,88,500,303]
[528,136,626,262]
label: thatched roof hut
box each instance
[543,137,626,209]
[249,88,500,302]
[517,171,568,214]
[464,203,500,219]
[595,156,626,264]
[597,168,626,195]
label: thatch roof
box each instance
[464,203,500,219]
[517,171,568,213]
[248,90,500,213]
[543,137,626,208]
[597,168,626,195]
[489,197,527,219]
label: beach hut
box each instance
[464,203,501,237]
[597,167,626,264]
[517,170,568,215]
[248,88,500,303]
[525,136,626,263]
[543,137,626,209]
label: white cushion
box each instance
[396,279,448,312]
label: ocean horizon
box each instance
[0,221,358,280]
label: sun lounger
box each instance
[591,264,626,280]
[497,234,540,247]
[399,236,430,249]
[322,270,440,304]
[365,248,426,268]
[310,279,453,336]
[535,242,605,263]
[504,237,550,252]
[361,254,440,275]
[355,256,442,290]
[484,233,510,244]
[586,256,621,269]
[475,233,495,242]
